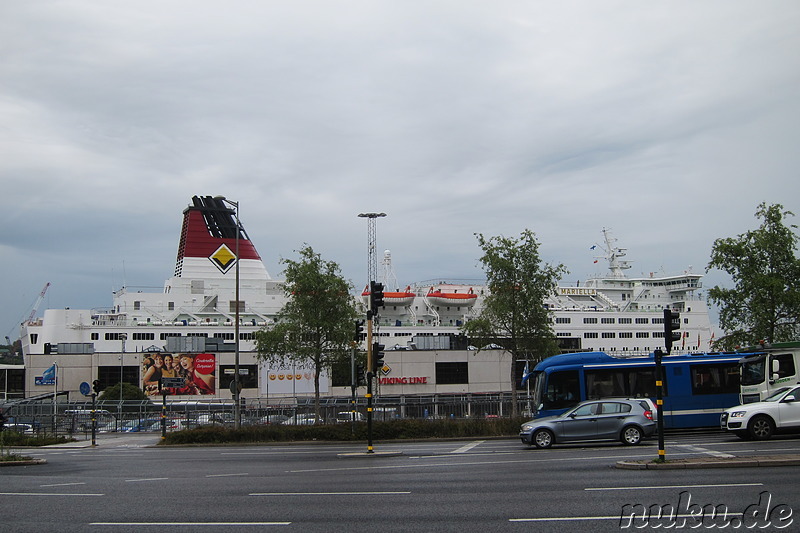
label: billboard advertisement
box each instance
[259,365,329,395]
[143,353,216,396]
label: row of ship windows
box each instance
[556,332,668,339]
[100,331,676,341]
[96,332,255,341]
[555,317,689,325]
[96,331,451,341]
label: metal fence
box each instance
[1,393,532,437]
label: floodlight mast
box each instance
[357,212,386,454]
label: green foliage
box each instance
[0,432,75,447]
[707,203,800,349]
[255,245,359,415]
[0,453,35,462]
[461,230,566,415]
[161,418,527,445]
[97,382,148,402]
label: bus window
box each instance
[626,369,661,398]
[585,369,626,399]
[543,370,579,410]
[690,363,739,395]
[586,368,663,399]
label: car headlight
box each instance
[521,424,534,431]
[730,411,747,418]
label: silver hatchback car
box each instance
[520,399,656,448]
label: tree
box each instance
[97,382,148,402]
[461,230,567,417]
[707,202,800,349]
[255,245,358,419]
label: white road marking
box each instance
[676,444,735,458]
[206,473,249,478]
[585,482,763,491]
[40,482,87,487]
[511,513,747,523]
[250,491,410,496]
[0,492,104,496]
[452,440,485,453]
[91,522,290,527]
[124,477,169,482]
[289,453,654,473]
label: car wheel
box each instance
[621,425,643,445]
[748,415,775,440]
[533,429,554,449]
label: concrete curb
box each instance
[337,451,404,458]
[0,458,48,467]
[616,454,800,470]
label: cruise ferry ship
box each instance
[19,196,714,398]
[372,230,713,355]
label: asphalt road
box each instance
[2,431,799,532]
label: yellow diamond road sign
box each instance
[210,244,237,274]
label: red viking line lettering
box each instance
[378,377,428,385]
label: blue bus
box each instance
[527,351,751,429]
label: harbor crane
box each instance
[25,282,51,324]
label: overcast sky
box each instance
[2,1,798,341]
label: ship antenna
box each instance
[381,250,399,291]
[600,228,631,279]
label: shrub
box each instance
[0,432,75,447]
[162,417,526,445]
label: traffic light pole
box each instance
[90,392,97,447]
[654,349,665,462]
[655,307,680,462]
[161,389,167,441]
[366,310,375,453]
[350,344,357,435]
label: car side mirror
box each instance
[783,395,797,402]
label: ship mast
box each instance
[381,250,400,291]
[599,229,631,279]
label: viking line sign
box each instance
[378,377,428,385]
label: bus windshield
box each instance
[531,371,545,411]
[740,357,766,386]
[538,369,580,412]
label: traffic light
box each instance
[92,380,104,394]
[370,281,385,310]
[663,308,681,353]
[372,342,385,374]
[354,319,365,342]
[356,364,366,386]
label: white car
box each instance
[282,414,323,425]
[3,423,35,435]
[721,386,800,440]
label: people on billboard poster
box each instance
[142,353,216,396]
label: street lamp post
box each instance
[217,196,241,429]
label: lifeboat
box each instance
[361,285,416,307]
[426,287,477,307]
